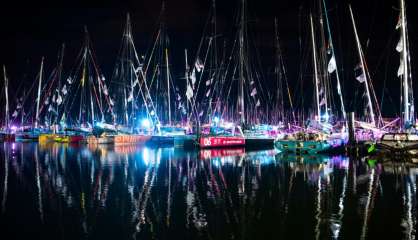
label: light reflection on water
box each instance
[0,143,416,240]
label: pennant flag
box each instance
[205,78,212,86]
[250,81,255,85]
[356,73,366,83]
[44,99,49,105]
[190,69,196,85]
[396,15,401,29]
[206,89,211,97]
[48,105,54,112]
[62,85,68,95]
[67,77,73,84]
[398,59,404,77]
[250,88,257,97]
[256,99,261,107]
[199,111,204,117]
[327,55,337,73]
[319,98,326,106]
[195,58,204,72]
[57,95,63,105]
[396,38,403,53]
[127,91,134,102]
[186,85,194,100]
[12,110,18,118]
[109,98,114,106]
[16,103,22,109]
[101,75,106,81]
[103,85,109,96]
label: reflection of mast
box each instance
[314,177,322,240]
[34,145,44,222]
[1,144,9,213]
[360,168,377,240]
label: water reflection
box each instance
[0,143,416,240]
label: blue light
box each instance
[141,118,151,128]
[213,116,220,124]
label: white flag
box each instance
[103,85,109,96]
[396,38,403,53]
[12,110,18,118]
[319,98,326,106]
[195,58,204,72]
[256,99,260,107]
[356,73,366,83]
[127,91,133,102]
[57,95,63,105]
[190,69,196,86]
[48,105,54,112]
[327,55,336,73]
[67,77,73,84]
[186,85,193,100]
[396,15,401,30]
[250,88,257,97]
[62,85,68,95]
[205,78,212,86]
[109,98,114,106]
[398,59,404,77]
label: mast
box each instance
[310,14,321,121]
[3,66,9,130]
[274,18,285,123]
[349,6,376,127]
[166,48,171,125]
[238,0,245,125]
[35,57,44,129]
[400,0,413,127]
[185,49,189,124]
[322,0,347,123]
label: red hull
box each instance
[199,136,245,148]
[200,148,245,159]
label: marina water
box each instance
[0,143,416,239]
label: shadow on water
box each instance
[0,143,416,240]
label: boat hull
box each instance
[0,133,15,142]
[54,135,85,143]
[275,138,345,154]
[113,135,151,146]
[199,136,245,148]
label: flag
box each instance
[190,69,196,86]
[398,59,404,77]
[250,81,255,85]
[109,98,114,106]
[396,38,403,53]
[206,89,211,97]
[16,103,22,109]
[199,111,204,117]
[103,85,109,96]
[44,99,49,105]
[327,55,336,73]
[319,98,326,106]
[48,105,54,112]
[250,88,257,97]
[256,99,260,107]
[195,58,204,72]
[127,91,133,102]
[52,94,56,103]
[205,78,212,86]
[67,77,73,84]
[57,95,63,105]
[186,85,193,100]
[396,15,401,29]
[101,75,106,81]
[62,85,68,95]
[356,73,366,83]
[12,110,18,118]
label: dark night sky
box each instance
[0,0,416,117]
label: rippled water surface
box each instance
[0,143,416,240]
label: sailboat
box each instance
[197,0,276,148]
[275,0,347,154]
[54,28,112,143]
[369,0,418,157]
